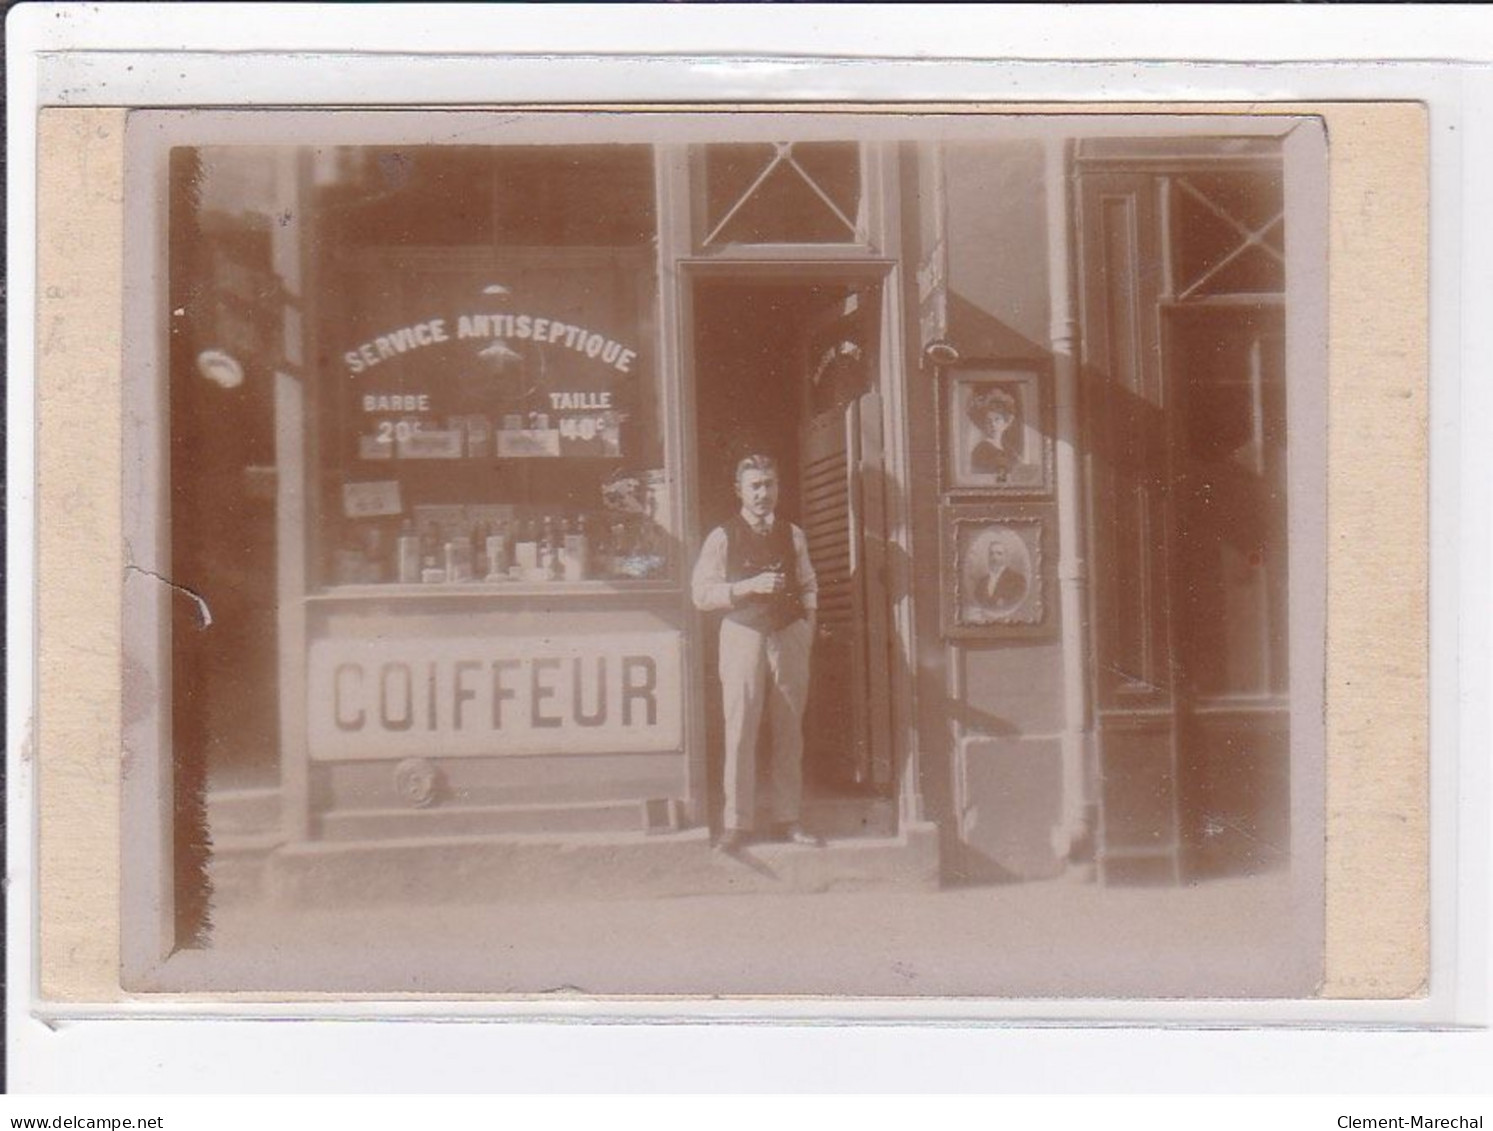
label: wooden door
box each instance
[1078,170,1184,881]
[796,287,893,792]
[800,405,865,787]
[1079,156,1291,881]
[1166,305,1291,876]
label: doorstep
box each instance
[264,822,941,908]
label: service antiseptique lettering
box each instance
[342,313,638,376]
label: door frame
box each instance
[1074,134,1327,883]
[669,257,916,828]
[651,139,922,831]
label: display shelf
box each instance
[306,579,679,604]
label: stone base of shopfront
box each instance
[207,786,938,909]
[259,822,940,908]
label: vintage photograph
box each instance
[943,506,1047,634]
[942,364,1052,493]
[118,110,1327,997]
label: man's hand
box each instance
[734,570,786,598]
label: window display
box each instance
[310,147,668,590]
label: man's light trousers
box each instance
[718,616,812,831]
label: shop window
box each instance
[697,142,863,247]
[321,146,656,249]
[314,146,669,592]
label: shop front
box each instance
[157,115,1320,915]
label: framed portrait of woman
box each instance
[940,362,1052,495]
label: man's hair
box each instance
[734,452,778,483]
[966,384,1018,430]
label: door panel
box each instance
[795,284,890,792]
[798,391,895,791]
[1086,181,1175,710]
[1079,160,1291,882]
[1167,305,1291,875]
[1079,172,1182,879]
[800,407,868,787]
[1168,307,1290,703]
[856,391,894,788]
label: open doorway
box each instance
[690,277,896,840]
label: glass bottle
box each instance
[514,512,539,577]
[486,519,510,582]
[445,530,473,583]
[397,518,421,584]
[471,521,488,581]
[564,513,589,582]
[420,522,445,584]
[538,513,558,580]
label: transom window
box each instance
[1169,170,1285,300]
[697,142,864,247]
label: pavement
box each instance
[177,865,1320,1000]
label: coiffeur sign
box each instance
[308,632,683,759]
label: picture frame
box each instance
[939,361,1053,495]
[941,504,1052,637]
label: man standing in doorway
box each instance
[692,453,823,852]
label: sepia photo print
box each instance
[941,364,1053,494]
[119,110,1328,998]
[943,506,1049,635]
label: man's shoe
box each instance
[778,824,824,848]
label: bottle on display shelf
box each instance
[471,521,489,581]
[397,518,421,583]
[445,531,473,583]
[420,522,445,584]
[513,513,539,577]
[486,519,510,581]
[563,514,589,582]
[539,513,562,580]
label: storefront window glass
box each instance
[313,145,668,590]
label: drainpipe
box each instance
[1045,136,1093,871]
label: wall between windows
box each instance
[934,141,1071,882]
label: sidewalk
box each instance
[193,866,1317,1000]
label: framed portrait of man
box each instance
[941,505,1050,636]
[940,363,1052,494]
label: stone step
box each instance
[265,823,940,907]
[206,786,281,838]
[801,795,897,839]
[214,786,894,844]
[205,831,283,909]
[316,798,675,842]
